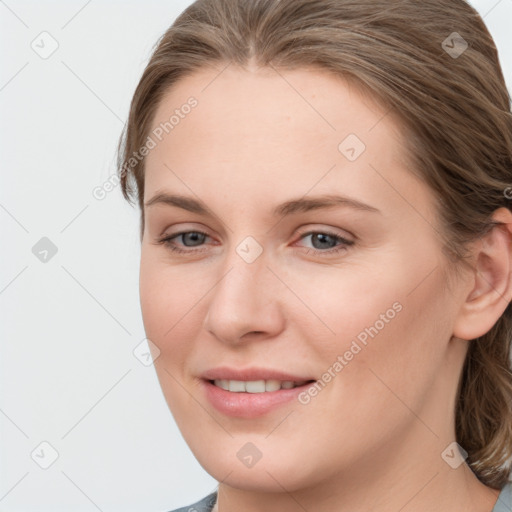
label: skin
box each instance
[139,64,512,512]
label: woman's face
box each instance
[139,65,471,491]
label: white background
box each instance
[1,1,511,511]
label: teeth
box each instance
[245,380,265,393]
[216,379,229,391]
[213,379,307,393]
[265,379,281,392]
[229,380,246,392]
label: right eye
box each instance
[157,230,212,254]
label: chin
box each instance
[188,435,329,494]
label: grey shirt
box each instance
[495,483,512,512]
[169,483,512,511]
[169,491,217,512]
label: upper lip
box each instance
[201,367,315,382]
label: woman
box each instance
[117,0,512,510]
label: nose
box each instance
[203,248,285,345]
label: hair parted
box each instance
[117,0,512,489]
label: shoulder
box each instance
[493,482,512,512]
[166,491,218,512]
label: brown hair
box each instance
[117,0,512,489]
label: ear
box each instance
[453,207,512,341]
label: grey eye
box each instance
[180,232,207,246]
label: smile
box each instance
[212,379,311,393]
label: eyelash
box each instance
[156,229,354,256]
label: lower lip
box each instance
[202,379,314,418]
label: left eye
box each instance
[296,231,354,252]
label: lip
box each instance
[201,366,314,382]
[200,367,316,418]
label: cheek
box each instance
[301,254,452,392]
[139,253,207,358]
[285,270,453,468]
[139,255,208,419]
[283,262,404,356]
[324,268,453,411]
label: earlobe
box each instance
[453,207,512,341]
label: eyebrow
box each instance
[144,192,381,217]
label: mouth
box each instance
[209,379,314,393]
[200,370,317,418]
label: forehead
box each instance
[149,64,401,148]
[143,65,419,213]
